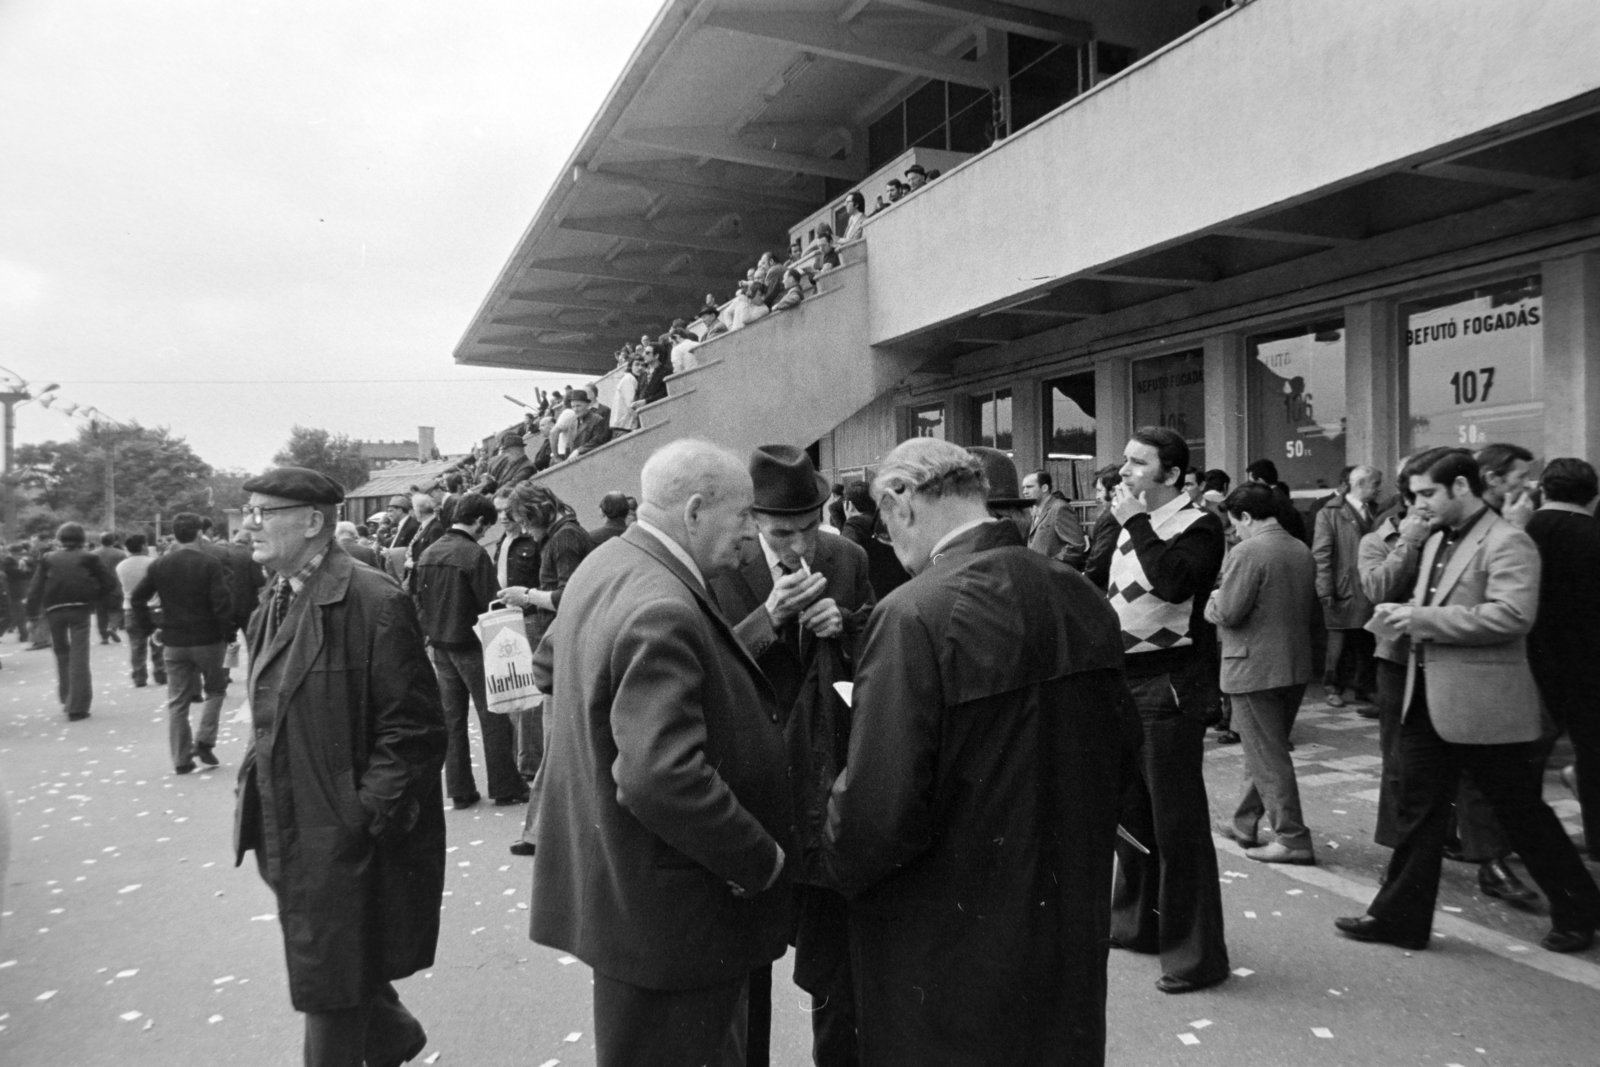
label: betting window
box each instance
[1130,350,1206,471]
[1400,276,1543,457]
[969,389,1013,452]
[1247,321,1347,494]
[908,403,946,440]
[1043,371,1096,459]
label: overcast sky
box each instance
[0,0,660,473]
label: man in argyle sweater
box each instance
[1101,426,1231,994]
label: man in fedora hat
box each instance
[968,446,1034,541]
[709,444,874,1067]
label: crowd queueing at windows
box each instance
[14,421,1600,1064]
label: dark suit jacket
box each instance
[1525,506,1600,717]
[529,525,794,990]
[709,531,874,886]
[1028,491,1087,568]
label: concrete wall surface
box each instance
[863,0,1600,345]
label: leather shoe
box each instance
[1215,730,1241,745]
[194,744,219,767]
[1540,927,1595,953]
[493,793,531,806]
[451,792,481,810]
[1246,841,1315,865]
[369,1028,428,1067]
[1479,859,1539,907]
[508,841,536,856]
[1212,819,1259,848]
[1334,914,1428,950]
[1155,972,1227,994]
[174,763,195,775]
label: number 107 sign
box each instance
[1405,288,1543,453]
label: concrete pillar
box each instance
[1010,377,1043,471]
[1344,300,1401,477]
[1095,354,1131,470]
[1203,334,1247,479]
[1542,253,1600,460]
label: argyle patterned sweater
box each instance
[1107,497,1226,678]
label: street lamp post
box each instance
[0,370,61,538]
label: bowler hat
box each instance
[241,467,346,505]
[967,447,1029,509]
[749,445,829,515]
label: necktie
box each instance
[268,578,294,640]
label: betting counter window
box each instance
[1043,371,1097,460]
[969,388,1013,452]
[1247,320,1347,493]
[1401,276,1543,458]
[909,403,946,440]
[1130,350,1205,470]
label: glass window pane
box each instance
[947,83,993,153]
[1009,36,1082,131]
[911,403,945,440]
[995,389,1013,452]
[868,106,905,172]
[1045,372,1097,458]
[1401,276,1542,457]
[904,81,947,149]
[1131,351,1206,471]
[1247,320,1347,494]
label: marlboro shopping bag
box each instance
[474,601,542,714]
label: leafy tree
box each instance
[272,426,370,494]
[13,422,214,533]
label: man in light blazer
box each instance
[1336,448,1600,954]
[1205,484,1318,865]
[529,439,794,1067]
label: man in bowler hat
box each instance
[709,445,875,1067]
[232,466,447,1067]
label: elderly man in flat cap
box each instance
[232,467,447,1067]
[822,438,1138,1067]
[708,445,874,1067]
[530,439,793,1067]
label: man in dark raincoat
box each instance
[823,438,1138,1067]
[232,467,447,1067]
[709,444,874,1067]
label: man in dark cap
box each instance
[587,491,630,547]
[822,437,1137,1066]
[232,466,446,1067]
[709,445,874,1067]
[904,163,927,190]
[487,429,534,490]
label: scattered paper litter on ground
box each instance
[565,1031,582,1042]
[118,884,140,894]
[1285,889,1303,896]
[1441,905,1463,913]
[213,975,234,985]
[424,1054,441,1065]
[35,990,57,1001]
[1189,1019,1211,1029]
[116,969,138,978]
[1311,1027,1333,1038]
[1232,967,1254,977]
[537,1060,558,1067]
[120,1011,142,1021]
[1177,1032,1200,1045]
[557,955,577,965]
[208,1014,223,1024]
[249,913,276,921]
[1244,911,1257,919]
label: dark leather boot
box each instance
[1479,859,1539,907]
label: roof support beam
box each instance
[559,214,787,257]
[874,0,1091,43]
[576,166,821,212]
[504,289,686,317]
[617,125,865,181]
[1416,161,1578,192]
[521,256,727,294]
[488,307,659,331]
[701,11,1002,90]
[457,347,616,374]
[1082,272,1206,290]
[1211,226,1358,248]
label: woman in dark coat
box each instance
[502,483,595,854]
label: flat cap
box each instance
[241,466,346,505]
[498,430,523,448]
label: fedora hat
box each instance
[967,447,1030,509]
[749,445,829,515]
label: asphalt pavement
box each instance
[2,636,1600,1066]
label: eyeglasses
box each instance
[243,503,311,524]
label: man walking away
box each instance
[116,534,165,688]
[93,532,127,643]
[823,438,1138,1066]
[1525,457,1600,862]
[26,523,119,721]
[1313,465,1381,710]
[131,513,233,773]
[414,492,526,809]
[1207,485,1318,865]
[1336,449,1600,954]
[1105,427,1230,993]
[233,466,446,1067]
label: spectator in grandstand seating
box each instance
[771,269,805,312]
[414,492,526,810]
[839,481,910,601]
[532,415,557,473]
[1021,468,1088,568]
[926,168,941,181]
[1084,463,1125,591]
[501,482,595,858]
[1246,458,1308,543]
[840,191,867,244]
[883,178,907,208]
[1314,464,1381,710]
[688,301,720,341]
[1477,442,1537,529]
[1207,484,1318,865]
[588,492,630,548]
[487,430,534,491]
[811,226,841,273]
[552,393,579,462]
[1526,457,1600,862]
[671,325,702,374]
[904,163,927,190]
[584,381,611,427]
[335,521,380,569]
[610,357,640,435]
[570,391,612,457]
[634,343,670,410]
